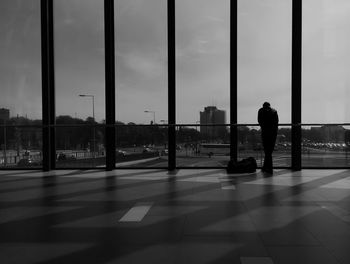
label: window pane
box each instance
[0,0,42,168]
[302,125,350,167]
[56,125,105,168]
[303,0,350,123]
[54,0,105,168]
[55,0,105,122]
[2,126,42,168]
[115,0,167,124]
[238,125,291,168]
[238,0,291,124]
[176,125,230,167]
[176,0,230,124]
[116,125,168,168]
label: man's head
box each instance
[263,102,270,108]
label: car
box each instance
[57,153,76,161]
[161,149,168,155]
[17,158,41,167]
[116,150,127,157]
[143,148,153,153]
[57,153,67,161]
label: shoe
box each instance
[262,167,273,174]
[265,168,273,174]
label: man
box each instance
[258,102,279,174]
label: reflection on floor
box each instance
[0,169,349,264]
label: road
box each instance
[117,150,350,168]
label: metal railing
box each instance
[0,123,350,170]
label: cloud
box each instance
[119,52,166,79]
[206,16,225,23]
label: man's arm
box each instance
[273,111,279,132]
[258,109,263,126]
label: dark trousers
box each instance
[262,133,277,171]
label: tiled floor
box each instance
[0,169,349,264]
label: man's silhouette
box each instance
[258,102,279,174]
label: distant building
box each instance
[0,108,10,122]
[310,125,345,143]
[200,106,226,140]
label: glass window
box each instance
[116,125,168,168]
[302,0,350,167]
[303,0,350,124]
[175,0,229,167]
[176,125,230,168]
[238,125,291,168]
[115,0,167,124]
[115,0,168,167]
[176,0,230,125]
[54,0,105,168]
[238,0,291,124]
[0,0,42,168]
[302,125,350,167]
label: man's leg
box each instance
[264,140,274,174]
[265,148,273,173]
[262,141,268,171]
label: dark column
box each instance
[168,0,176,170]
[292,0,302,170]
[41,0,55,171]
[230,0,238,162]
[105,0,116,171]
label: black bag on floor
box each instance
[226,157,257,173]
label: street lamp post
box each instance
[144,110,156,147]
[196,121,200,132]
[144,110,156,125]
[159,120,168,149]
[3,119,6,167]
[79,95,96,161]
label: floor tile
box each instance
[240,257,274,264]
[267,246,339,264]
[119,202,153,222]
[0,169,349,264]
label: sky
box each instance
[1,0,350,124]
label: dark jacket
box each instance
[258,106,279,134]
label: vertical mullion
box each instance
[105,0,116,170]
[41,0,55,171]
[168,0,176,170]
[292,0,302,170]
[48,0,56,170]
[41,0,49,171]
[230,0,237,162]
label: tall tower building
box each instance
[0,108,10,122]
[200,106,226,140]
